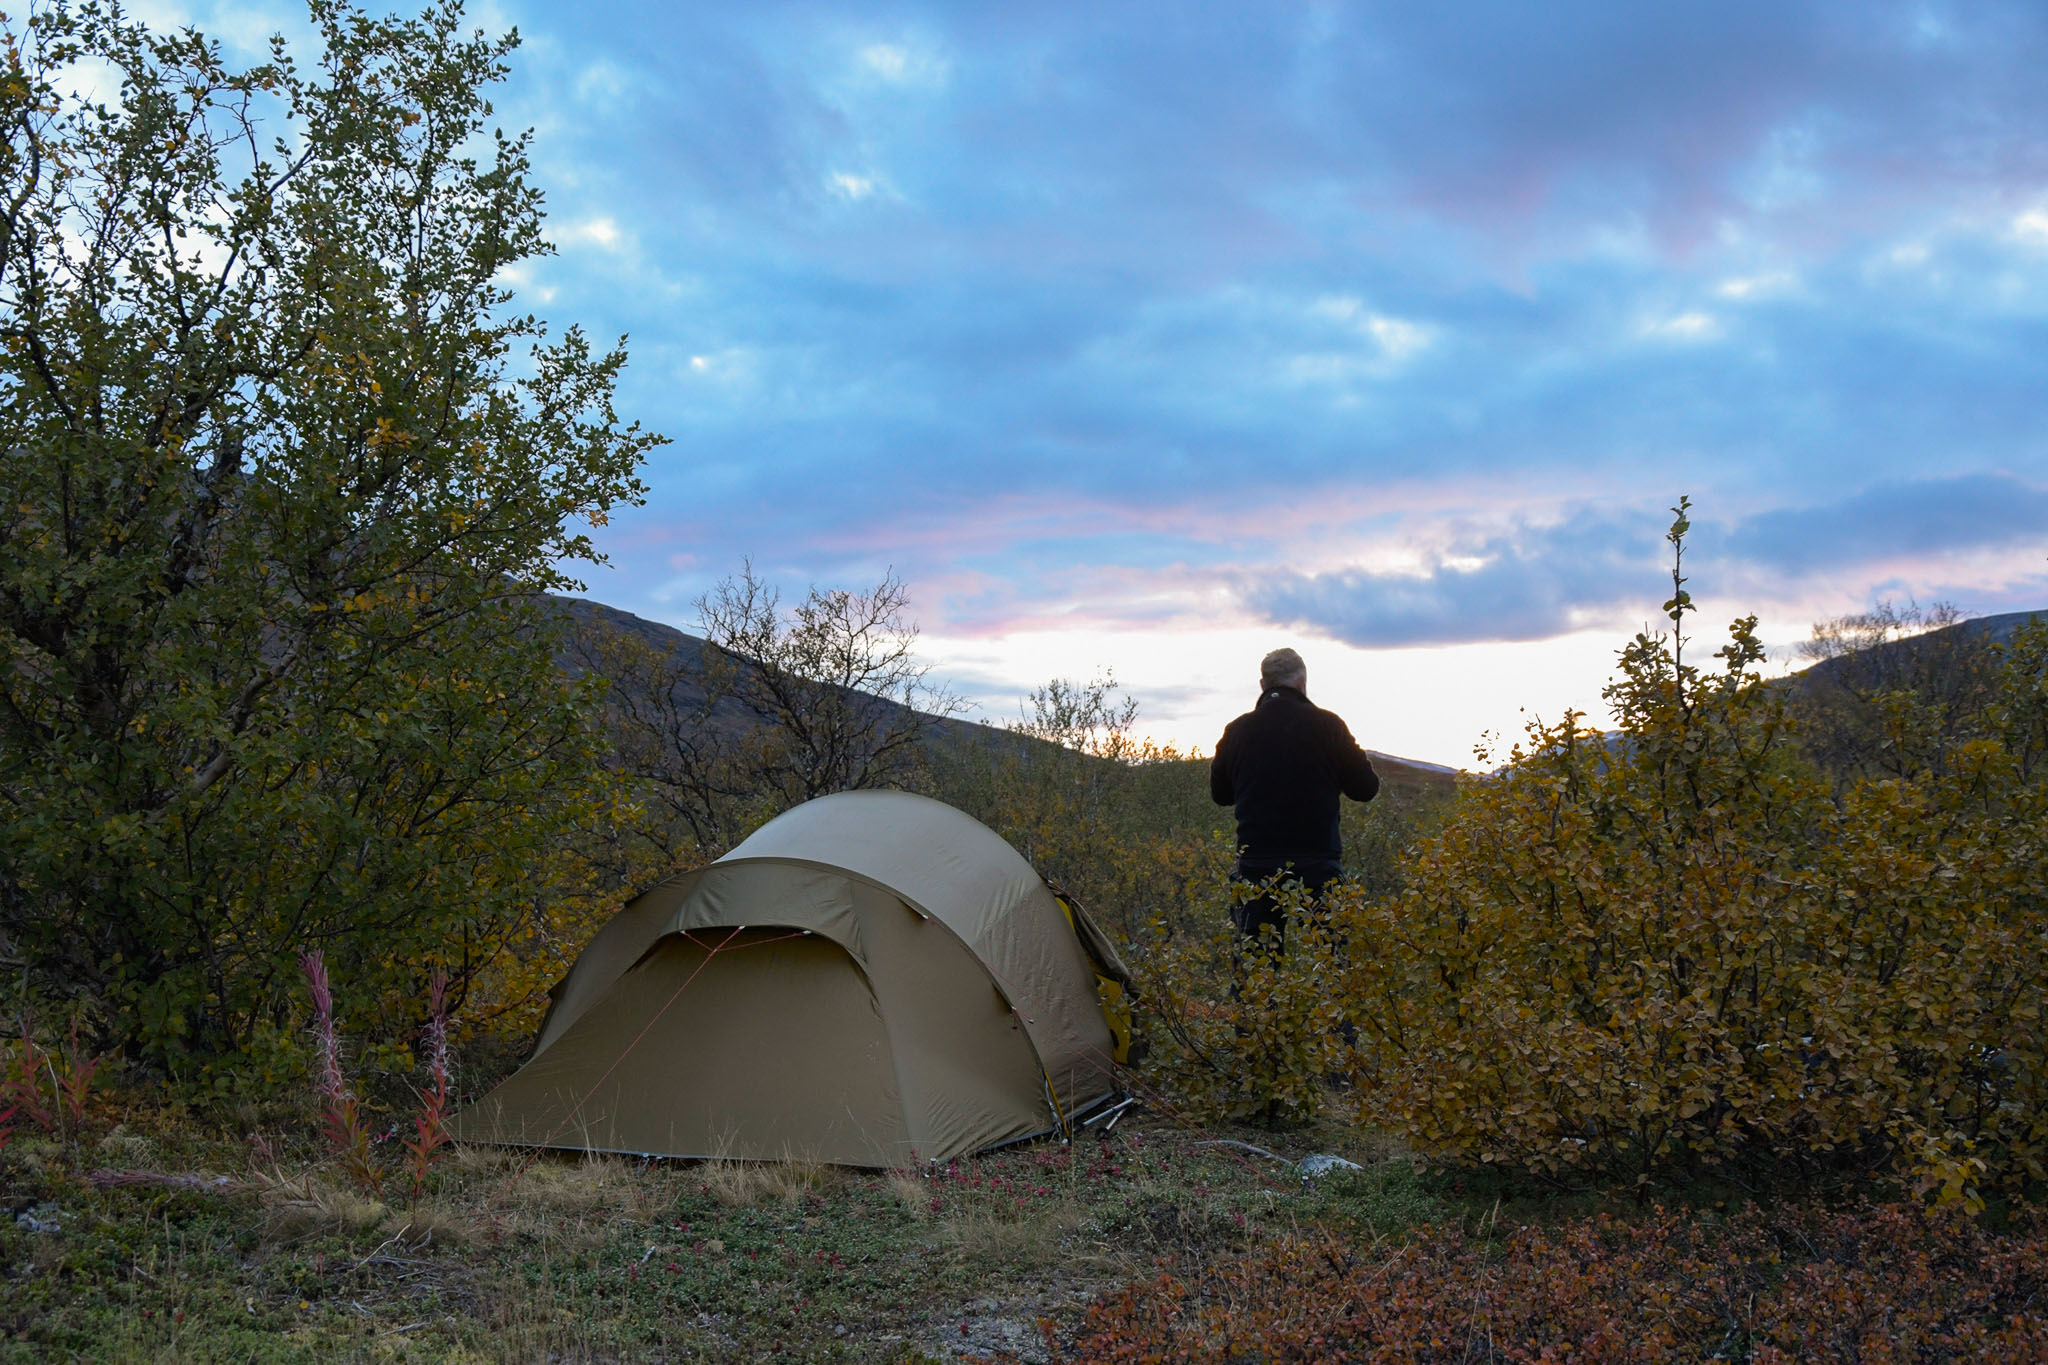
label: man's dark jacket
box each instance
[1210,685,1379,874]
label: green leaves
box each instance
[1661,493,1694,630]
[0,1,657,1065]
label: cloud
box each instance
[860,43,909,80]
[1307,295,1434,360]
[554,217,626,251]
[855,40,948,88]
[1723,473,2048,574]
[1243,512,1664,648]
[409,0,2048,675]
[1305,1,2048,251]
[826,171,883,201]
[1241,477,2048,652]
[1641,310,1721,340]
[1717,271,1799,299]
[575,59,637,107]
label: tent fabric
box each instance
[454,790,1121,1166]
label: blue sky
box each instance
[166,0,2048,764]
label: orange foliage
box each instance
[1045,1202,2048,1363]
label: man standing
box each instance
[1209,647,1379,942]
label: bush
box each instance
[1341,503,2048,1195]
[0,0,657,1066]
[1136,867,1350,1124]
[934,673,1226,944]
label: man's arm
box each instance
[1209,727,1236,806]
[1328,715,1380,802]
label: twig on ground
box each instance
[1194,1139,1289,1163]
[90,1169,250,1195]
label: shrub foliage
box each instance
[1341,503,2048,1194]
[0,0,656,1066]
[1137,872,1350,1125]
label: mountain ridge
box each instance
[541,593,1459,797]
[547,595,2043,797]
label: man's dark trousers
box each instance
[1230,860,1342,947]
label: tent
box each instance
[454,790,1129,1167]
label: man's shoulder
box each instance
[1312,702,1363,742]
[1308,699,1355,728]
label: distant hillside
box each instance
[539,594,1458,800]
[1768,605,2045,783]
[1786,607,2045,690]
[541,593,1016,756]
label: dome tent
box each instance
[454,790,1126,1166]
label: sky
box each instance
[148,1,2048,766]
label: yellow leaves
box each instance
[1910,1129,1989,1217]
[1340,609,2048,1194]
[366,417,412,451]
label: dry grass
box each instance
[479,1271,632,1365]
[701,1153,835,1207]
[513,1152,636,1215]
[388,1200,483,1248]
[888,1170,932,1219]
[940,1196,1088,1267]
[256,1175,392,1242]
[446,1150,663,1251]
[247,1144,666,1252]
[446,1141,520,1176]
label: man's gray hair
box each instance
[1260,647,1306,689]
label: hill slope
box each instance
[1779,605,2043,696]
[541,593,1458,798]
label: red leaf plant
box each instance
[401,971,454,1204]
[300,950,383,1197]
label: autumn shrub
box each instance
[1131,863,1355,1124]
[1047,1201,2048,1363]
[935,675,1226,944]
[1341,503,2048,1195]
